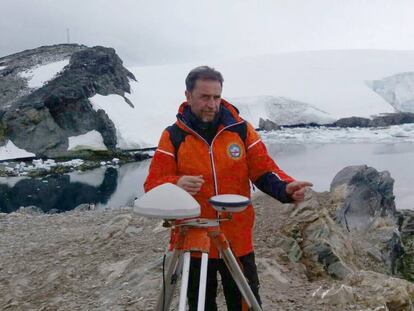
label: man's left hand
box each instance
[286,181,313,202]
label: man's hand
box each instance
[286,181,313,202]
[177,175,204,195]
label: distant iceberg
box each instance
[366,72,414,113]
[231,96,335,127]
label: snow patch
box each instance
[19,59,69,88]
[68,130,107,151]
[0,66,7,71]
[0,140,35,161]
[90,93,159,149]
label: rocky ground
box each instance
[1,183,414,310]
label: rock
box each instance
[366,247,383,262]
[258,117,281,131]
[345,270,414,311]
[316,284,356,306]
[394,209,414,281]
[330,165,396,231]
[281,191,357,280]
[369,112,414,127]
[16,205,43,215]
[331,112,414,128]
[0,44,136,157]
[333,116,371,127]
[274,235,302,262]
[100,214,132,240]
[74,203,95,212]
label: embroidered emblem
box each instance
[227,143,242,159]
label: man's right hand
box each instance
[177,175,204,195]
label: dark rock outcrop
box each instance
[0,44,86,108]
[0,44,136,157]
[333,117,371,128]
[330,165,396,231]
[369,112,414,127]
[394,209,414,281]
[331,113,414,129]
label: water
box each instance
[265,142,414,210]
[0,142,413,212]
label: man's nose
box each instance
[206,98,216,108]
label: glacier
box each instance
[366,72,414,113]
[232,96,334,127]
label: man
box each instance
[144,66,312,310]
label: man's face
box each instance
[185,79,222,122]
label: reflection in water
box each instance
[0,168,118,213]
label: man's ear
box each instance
[185,90,191,104]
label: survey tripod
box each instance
[155,217,262,311]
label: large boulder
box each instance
[0,44,136,158]
[330,165,396,231]
[281,192,359,280]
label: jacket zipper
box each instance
[178,119,245,258]
[178,120,245,196]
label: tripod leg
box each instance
[197,252,209,311]
[178,252,191,311]
[220,248,262,311]
[155,249,182,311]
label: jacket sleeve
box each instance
[245,122,295,203]
[144,129,180,192]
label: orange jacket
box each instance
[144,100,294,258]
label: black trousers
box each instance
[187,252,262,311]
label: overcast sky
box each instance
[1,0,413,65]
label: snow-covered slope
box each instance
[232,96,334,127]
[92,50,414,147]
[367,72,414,113]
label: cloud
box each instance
[1,0,414,65]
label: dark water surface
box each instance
[0,143,413,212]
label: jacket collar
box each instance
[176,99,243,131]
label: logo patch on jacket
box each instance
[227,143,242,159]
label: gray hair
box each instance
[185,66,224,92]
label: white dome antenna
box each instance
[133,183,200,219]
[209,194,250,212]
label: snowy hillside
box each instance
[91,50,414,147]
